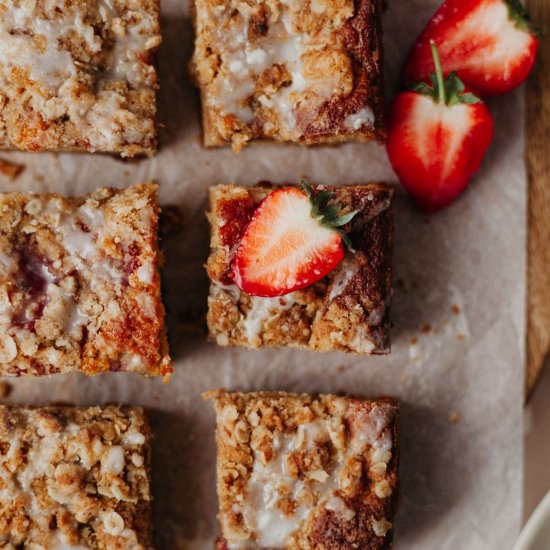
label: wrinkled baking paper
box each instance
[0,0,524,548]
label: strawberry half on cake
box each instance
[206,182,393,354]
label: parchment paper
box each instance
[0,0,525,548]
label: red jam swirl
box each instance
[217,196,256,285]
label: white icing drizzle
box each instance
[63,303,89,335]
[100,0,159,88]
[328,258,358,301]
[55,200,123,293]
[0,1,155,90]
[235,405,393,548]
[353,406,393,453]
[58,209,101,263]
[45,202,117,337]
[348,331,376,354]
[0,7,77,89]
[344,107,375,131]
[242,294,296,345]
[0,0,159,151]
[214,281,242,303]
[50,530,91,550]
[207,1,333,136]
[241,428,312,548]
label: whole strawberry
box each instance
[386,41,494,212]
[404,0,539,96]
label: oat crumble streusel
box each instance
[206,390,399,549]
[0,183,171,377]
[190,0,384,151]
[0,404,154,549]
[0,0,161,157]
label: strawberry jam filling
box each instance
[124,242,141,279]
[13,249,53,331]
[218,196,256,285]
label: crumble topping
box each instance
[206,184,393,354]
[191,0,384,151]
[0,0,161,156]
[207,390,399,549]
[0,405,153,549]
[0,183,171,377]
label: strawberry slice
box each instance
[386,42,494,212]
[231,185,356,297]
[404,0,539,96]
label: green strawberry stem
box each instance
[301,182,358,251]
[410,44,481,107]
[430,40,446,105]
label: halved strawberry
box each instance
[404,0,539,96]
[231,185,356,297]
[387,42,494,212]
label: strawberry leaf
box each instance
[459,92,482,104]
[446,72,465,96]
[314,190,333,211]
[302,181,315,203]
[410,82,433,94]
[506,0,540,36]
[301,182,358,250]
[332,210,359,227]
[320,204,340,224]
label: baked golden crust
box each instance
[206,183,393,354]
[190,0,384,152]
[0,0,161,157]
[0,183,171,377]
[206,390,399,549]
[0,405,154,549]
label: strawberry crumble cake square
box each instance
[190,0,385,152]
[206,182,393,354]
[206,390,399,549]
[0,183,171,377]
[0,404,154,549]
[0,0,161,157]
